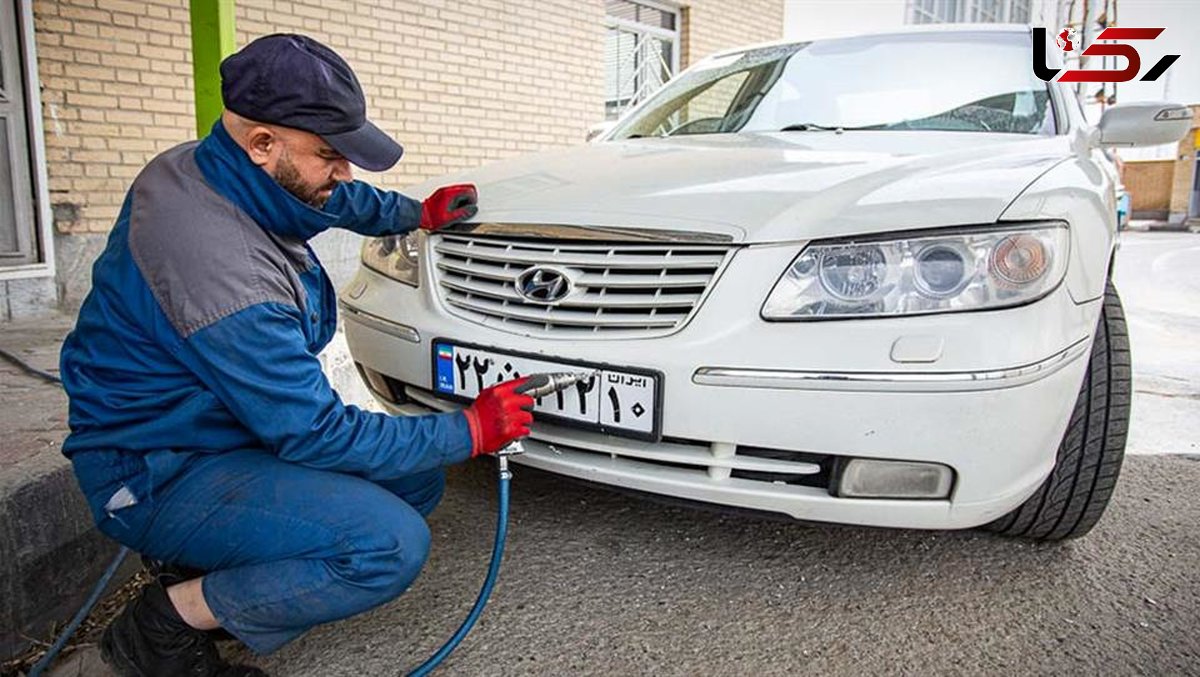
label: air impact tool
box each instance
[406,370,597,677]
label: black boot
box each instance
[100,582,267,677]
[141,556,237,643]
[142,554,208,588]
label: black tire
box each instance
[985,280,1131,541]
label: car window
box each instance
[610,31,1057,139]
[663,71,752,136]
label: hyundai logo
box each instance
[515,266,572,304]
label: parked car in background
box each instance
[342,26,1190,540]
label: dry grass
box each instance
[1,570,151,677]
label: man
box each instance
[59,34,533,676]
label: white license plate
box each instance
[432,339,661,441]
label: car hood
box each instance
[416,132,1071,244]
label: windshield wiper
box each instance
[779,122,876,132]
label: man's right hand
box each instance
[463,377,535,457]
[420,184,478,231]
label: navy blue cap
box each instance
[220,34,403,172]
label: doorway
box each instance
[0,0,39,267]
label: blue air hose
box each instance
[27,545,131,677]
[406,459,512,677]
[408,372,592,675]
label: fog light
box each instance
[838,459,953,499]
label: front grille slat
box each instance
[446,295,682,328]
[576,272,710,288]
[436,235,728,253]
[433,230,731,338]
[436,260,518,283]
[440,277,524,303]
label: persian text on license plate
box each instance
[432,340,661,441]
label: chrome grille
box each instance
[432,232,732,337]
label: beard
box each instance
[272,152,335,209]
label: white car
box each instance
[342,26,1190,540]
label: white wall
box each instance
[784,0,1059,40]
[783,0,907,40]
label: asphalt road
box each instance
[220,230,1200,676]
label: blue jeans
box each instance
[92,449,445,654]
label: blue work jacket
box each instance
[61,122,471,517]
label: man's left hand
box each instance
[420,184,478,230]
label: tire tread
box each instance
[985,281,1130,541]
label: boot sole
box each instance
[99,624,149,677]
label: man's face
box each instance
[258,126,353,208]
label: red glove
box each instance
[463,377,534,457]
[420,184,478,230]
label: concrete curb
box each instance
[0,455,136,659]
[1128,219,1200,233]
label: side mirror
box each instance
[586,120,617,143]
[1098,102,1192,147]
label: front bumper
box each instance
[341,239,1100,530]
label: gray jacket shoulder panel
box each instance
[128,143,308,339]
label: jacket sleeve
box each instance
[172,300,472,479]
[324,180,422,237]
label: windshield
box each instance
[609,31,1056,139]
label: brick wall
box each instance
[1120,105,1199,222]
[235,0,607,190]
[32,0,195,235]
[31,0,783,262]
[1123,160,1174,215]
[681,0,784,68]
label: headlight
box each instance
[362,230,422,287]
[761,223,1069,320]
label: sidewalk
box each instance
[0,314,136,663]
